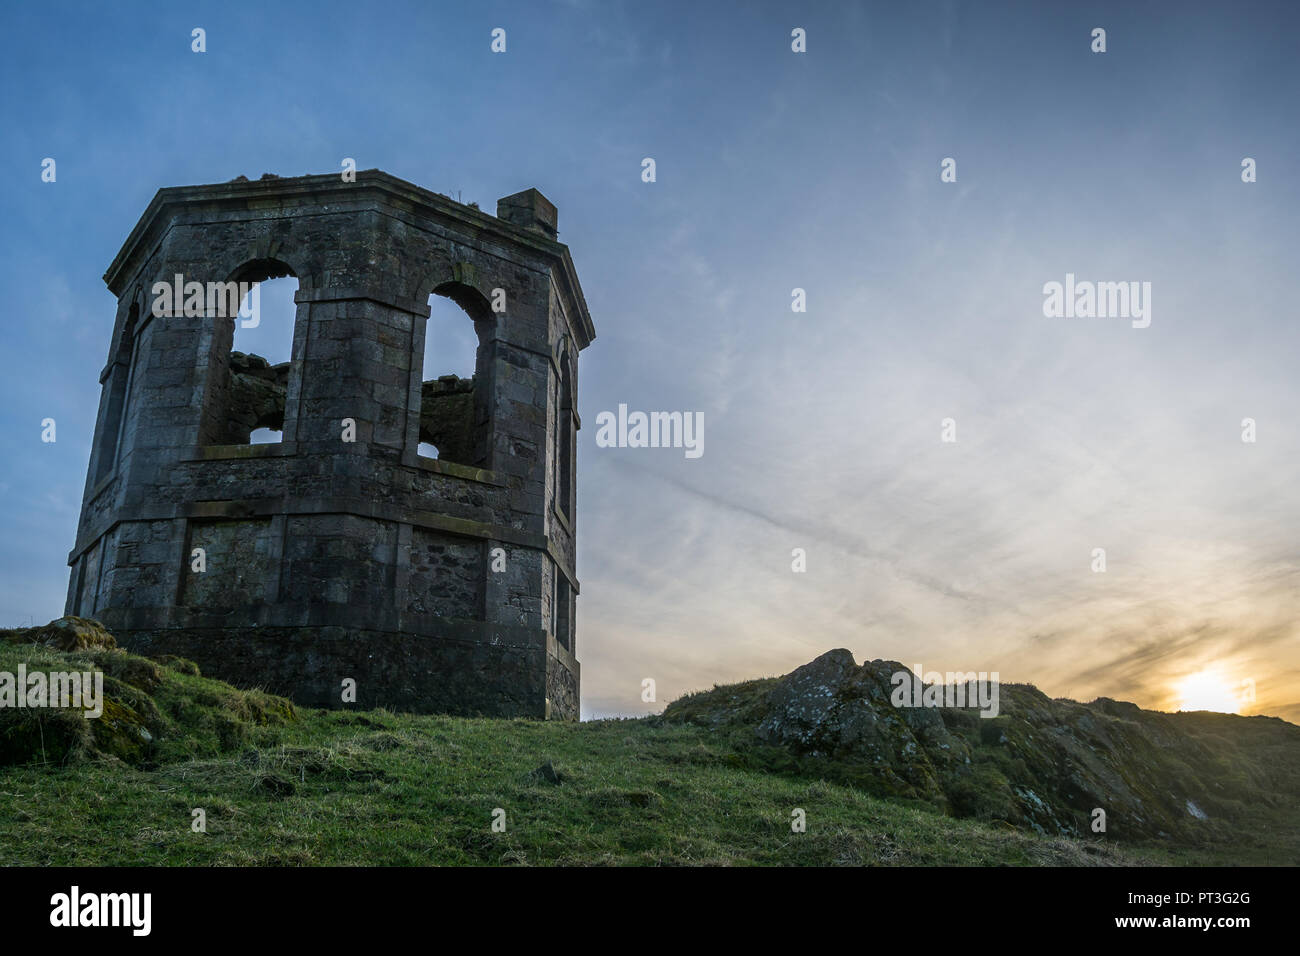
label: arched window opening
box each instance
[418,287,490,465]
[212,267,298,445]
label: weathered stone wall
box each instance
[120,623,557,716]
[418,374,479,464]
[182,518,274,608]
[407,529,483,619]
[225,352,289,442]
[66,172,594,719]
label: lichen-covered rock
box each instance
[755,650,969,803]
[0,616,117,651]
[665,649,1300,844]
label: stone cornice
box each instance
[104,170,595,349]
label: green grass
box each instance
[4,708,1164,866]
[0,636,1285,866]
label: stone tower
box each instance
[65,171,594,719]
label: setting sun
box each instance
[1174,669,1243,714]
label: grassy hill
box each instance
[1,620,1294,866]
[663,650,1300,858]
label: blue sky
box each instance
[1,1,1297,720]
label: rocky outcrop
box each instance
[0,616,117,651]
[664,649,1300,844]
[754,649,968,801]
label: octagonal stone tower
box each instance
[65,171,594,719]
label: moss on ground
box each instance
[0,639,1292,866]
[0,637,295,769]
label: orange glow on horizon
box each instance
[1173,668,1243,714]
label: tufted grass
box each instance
[0,641,1289,866]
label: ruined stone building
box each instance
[65,171,594,719]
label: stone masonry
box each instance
[65,171,594,719]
